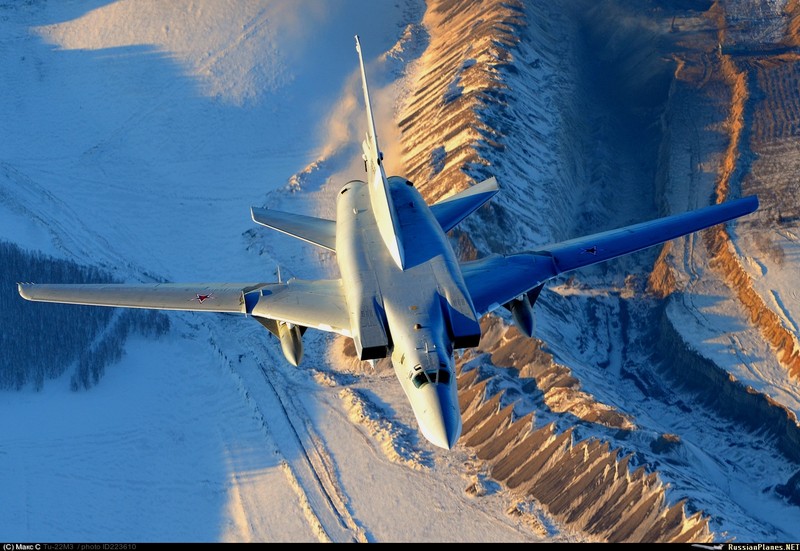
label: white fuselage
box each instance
[336,176,475,449]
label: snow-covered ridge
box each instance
[395,0,800,540]
[465,316,635,431]
[653,307,800,464]
[392,0,718,541]
[456,350,713,543]
[398,0,524,203]
[650,0,800,382]
[397,0,583,254]
[647,1,800,439]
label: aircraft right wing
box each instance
[19,278,352,336]
[460,254,554,315]
[461,195,759,316]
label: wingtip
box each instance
[250,206,262,224]
[735,194,759,216]
[17,282,32,300]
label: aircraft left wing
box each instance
[460,254,554,315]
[248,278,351,335]
[18,279,351,335]
[462,195,759,315]
[17,282,261,312]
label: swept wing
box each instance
[462,195,759,315]
[18,279,351,335]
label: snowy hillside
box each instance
[388,0,800,541]
[2,0,798,543]
[1,0,559,543]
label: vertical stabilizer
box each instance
[355,35,405,270]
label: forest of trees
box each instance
[1,241,170,391]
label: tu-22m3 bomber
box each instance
[19,37,758,449]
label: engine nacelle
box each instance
[509,294,535,337]
[278,321,304,367]
[505,284,544,338]
[253,316,305,366]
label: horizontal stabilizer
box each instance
[251,207,336,251]
[430,176,499,233]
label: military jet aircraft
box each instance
[19,36,758,449]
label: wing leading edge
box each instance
[462,195,759,316]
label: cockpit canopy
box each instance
[411,362,451,389]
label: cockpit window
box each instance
[411,367,451,388]
[412,372,428,389]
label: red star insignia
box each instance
[192,293,214,303]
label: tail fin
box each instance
[355,35,381,168]
[355,35,405,269]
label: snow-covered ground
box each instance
[0,0,564,542]
[391,0,800,541]
[2,0,798,543]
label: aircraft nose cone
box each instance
[422,420,456,450]
[418,382,462,450]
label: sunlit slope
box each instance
[393,0,800,541]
